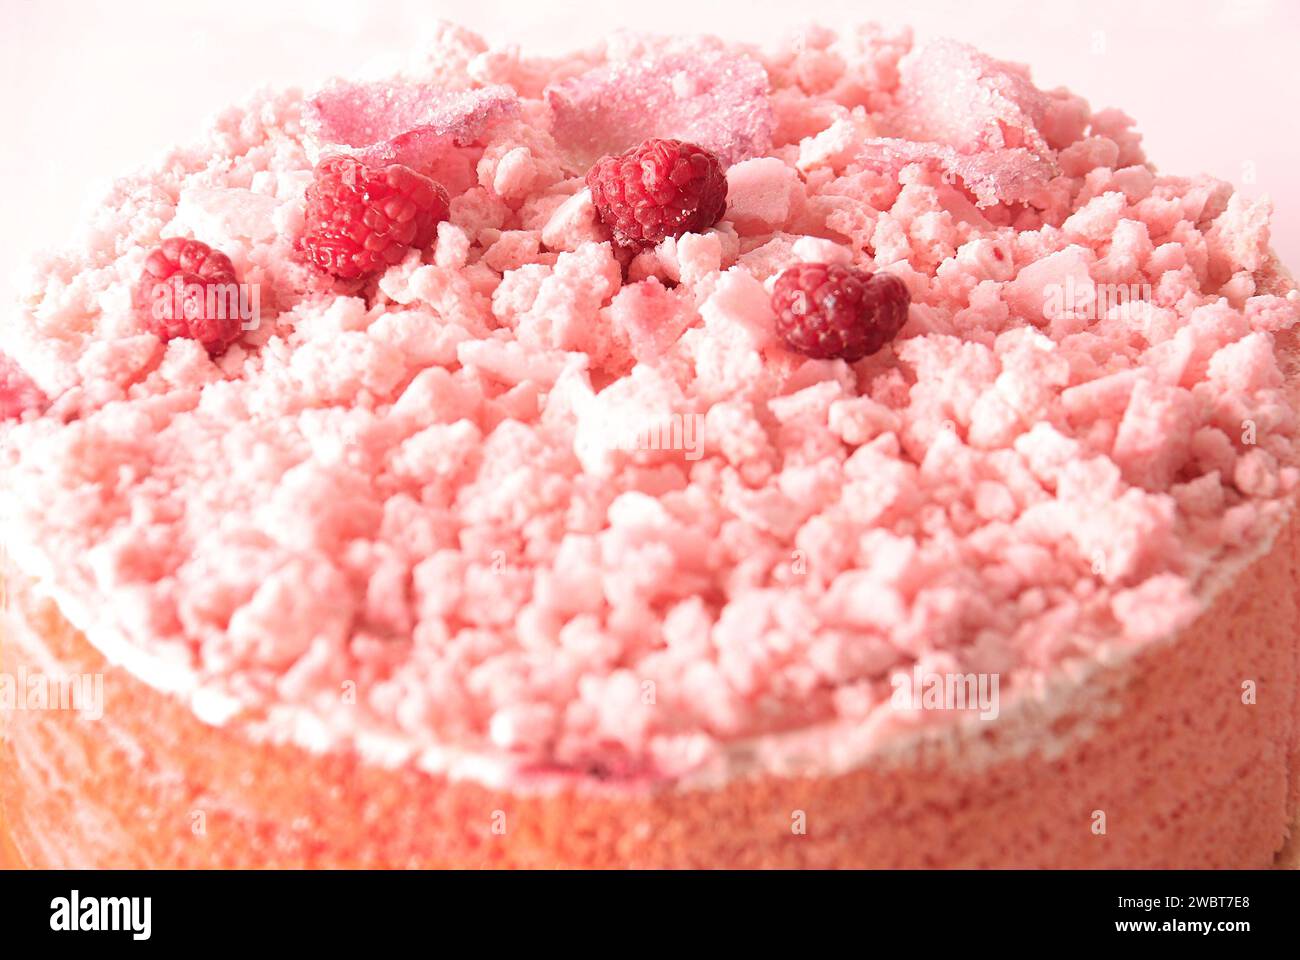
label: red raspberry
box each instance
[586,138,727,248]
[301,156,450,281]
[771,263,910,362]
[134,238,244,356]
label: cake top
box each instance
[2,23,1297,784]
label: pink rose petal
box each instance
[860,39,1064,208]
[546,50,774,169]
[857,138,1055,208]
[0,352,48,421]
[884,39,1053,160]
[305,81,519,171]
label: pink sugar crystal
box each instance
[545,50,774,169]
[857,139,1055,208]
[856,39,1072,208]
[885,39,1053,158]
[305,81,518,171]
[0,352,47,420]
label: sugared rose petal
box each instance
[883,39,1053,159]
[858,39,1096,208]
[305,81,519,170]
[857,138,1055,208]
[546,50,774,169]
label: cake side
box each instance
[2,23,1300,793]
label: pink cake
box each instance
[2,23,1299,868]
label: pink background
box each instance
[2,0,1297,309]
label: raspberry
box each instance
[586,138,727,248]
[134,238,244,356]
[301,156,450,281]
[771,263,910,362]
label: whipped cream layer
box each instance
[2,23,1298,786]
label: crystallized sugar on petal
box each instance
[0,352,47,420]
[857,139,1055,208]
[545,51,774,168]
[859,38,1070,208]
[884,39,1054,159]
[305,81,519,170]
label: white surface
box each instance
[2,0,1298,311]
